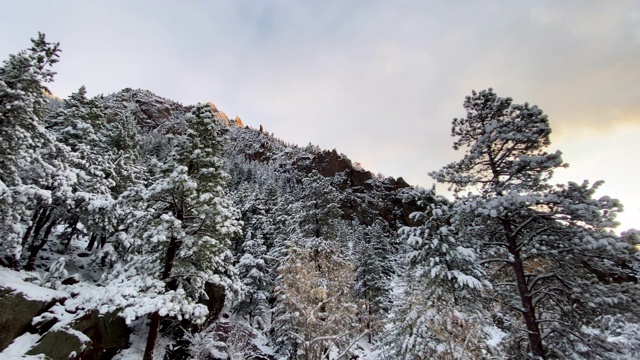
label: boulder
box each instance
[26,330,87,360]
[26,310,129,360]
[233,116,245,127]
[202,282,226,321]
[0,287,57,351]
[71,310,130,359]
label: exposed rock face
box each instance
[203,282,226,322]
[313,149,355,178]
[26,309,129,360]
[205,102,230,126]
[105,88,187,131]
[0,287,58,351]
[0,284,129,359]
[26,330,87,360]
[26,309,129,359]
[70,310,130,359]
[233,116,244,127]
[225,125,422,230]
[216,111,230,127]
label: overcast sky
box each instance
[2,1,639,230]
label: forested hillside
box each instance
[1,34,639,360]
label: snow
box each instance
[253,332,275,356]
[0,267,66,301]
[485,326,506,348]
[2,63,639,359]
[0,333,45,359]
[112,318,171,360]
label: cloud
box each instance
[1,0,638,228]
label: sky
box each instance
[1,1,639,230]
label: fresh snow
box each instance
[0,332,45,359]
[0,267,66,301]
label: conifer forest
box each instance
[1,34,639,360]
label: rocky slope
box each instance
[0,88,425,359]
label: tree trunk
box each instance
[143,235,182,360]
[143,311,162,360]
[25,218,57,271]
[502,219,546,359]
[366,301,372,344]
[63,216,79,252]
[21,207,41,246]
[26,208,52,248]
[161,236,181,280]
[86,233,98,251]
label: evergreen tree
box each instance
[0,32,60,186]
[268,193,302,358]
[234,183,277,330]
[270,171,362,359]
[353,220,394,343]
[382,189,495,359]
[0,33,68,268]
[430,88,640,358]
[103,111,144,196]
[46,86,116,253]
[93,104,241,359]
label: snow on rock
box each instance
[0,332,45,359]
[0,267,66,301]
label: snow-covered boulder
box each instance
[0,287,59,351]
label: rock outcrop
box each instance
[205,102,230,126]
[27,310,129,359]
[0,284,129,359]
[105,88,187,131]
[0,287,58,351]
[233,116,244,127]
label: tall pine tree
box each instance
[431,89,640,358]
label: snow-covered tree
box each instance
[382,189,495,359]
[270,172,362,359]
[233,183,277,330]
[353,220,394,343]
[102,110,145,197]
[45,86,117,252]
[430,88,640,358]
[0,33,61,267]
[94,103,242,360]
[0,34,116,271]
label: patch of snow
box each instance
[112,317,170,360]
[485,326,506,348]
[0,267,66,301]
[0,332,44,359]
[208,347,228,359]
[252,330,275,356]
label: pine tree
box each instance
[382,189,495,359]
[234,183,277,330]
[143,103,242,359]
[0,33,66,268]
[103,110,144,196]
[353,220,394,343]
[0,35,112,271]
[0,32,60,186]
[430,88,640,358]
[268,193,302,358]
[46,86,116,253]
[270,171,362,359]
[91,104,241,359]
